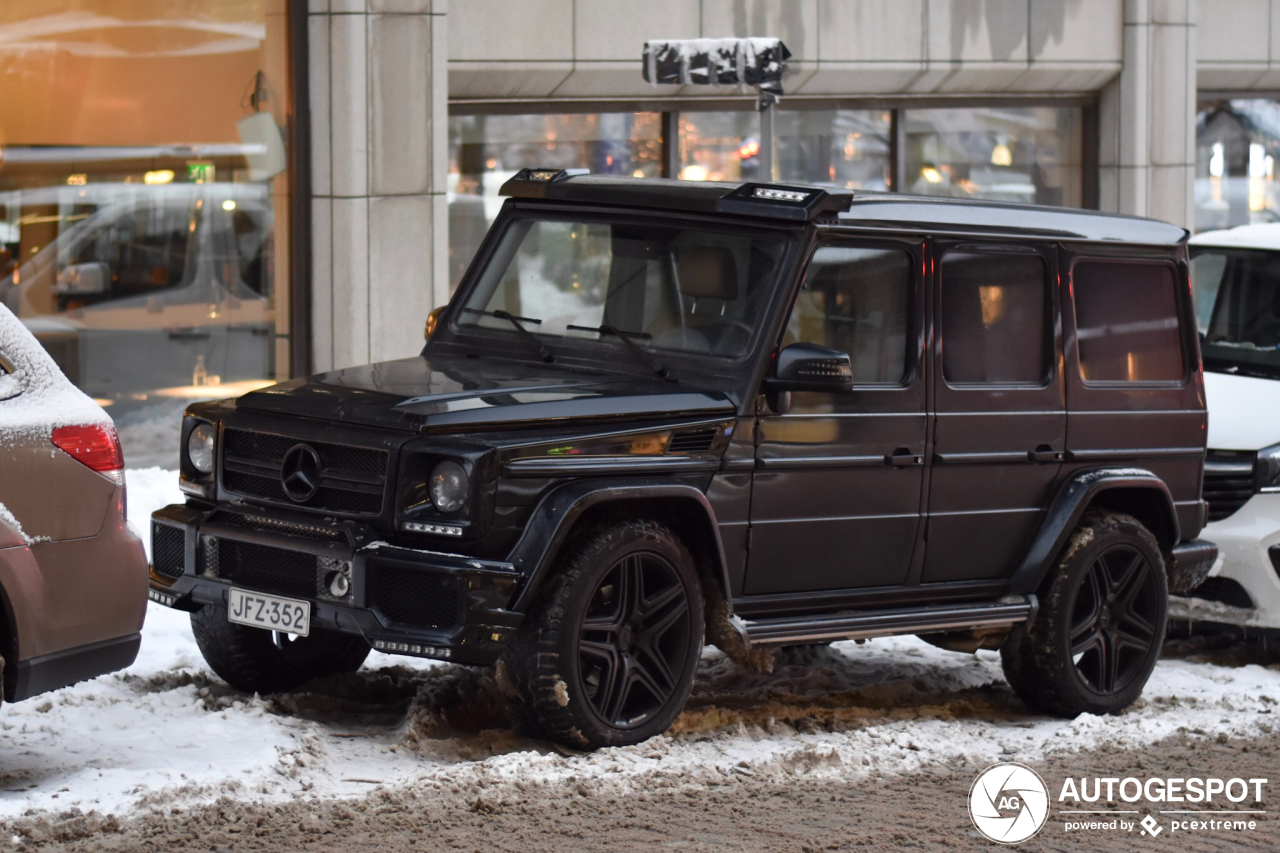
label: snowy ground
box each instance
[0,469,1277,823]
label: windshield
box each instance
[454,216,788,362]
[1191,246,1280,378]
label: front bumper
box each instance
[149,503,523,666]
[1169,492,1280,631]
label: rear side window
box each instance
[941,251,1050,384]
[783,245,912,384]
[1073,261,1184,383]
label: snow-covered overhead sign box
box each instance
[642,37,791,95]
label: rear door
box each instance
[744,236,927,594]
[922,242,1065,583]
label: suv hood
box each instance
[1205,370,1280,451]
[234,355,736,431]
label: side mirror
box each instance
[762,342,855,414]
[424,305,446,342]
[52,262,109,296]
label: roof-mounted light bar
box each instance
[753,187,811,202]
[500,168,590,197]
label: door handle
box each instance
[886,447,923,467]
[1029,444,1064,463]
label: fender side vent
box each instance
[668,427,718,454]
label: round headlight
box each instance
[429,460,468,513]
[187,423,216,474]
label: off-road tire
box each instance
[191,604,371,694]
[1002,510,1168,717]
[504,519,704,750]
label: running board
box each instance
[732,595,1037,648]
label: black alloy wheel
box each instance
[1002,511,1168,717]
[504,518,704,749]
[577,551,694,730]
[1068,544,1162,696]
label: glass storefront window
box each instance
[1196,100,1280,232]
[776,109,891,190]
[677,111,761,183]
[0,1,291,467]
[448,113,662,291]
[903,107,1083,207]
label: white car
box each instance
[1171,223,1280,631]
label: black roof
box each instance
[499,171,1188,246]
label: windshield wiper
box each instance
[567,324,674,381]
[461,308,554,362]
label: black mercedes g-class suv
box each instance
[151,171,1216,748]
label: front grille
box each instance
[221,429,388,516]
[370,562,461,629]
[1204,451,1256,522]
[206,510,346,543]
[204,537,321,599]
[668,426,718,454]
[152,523,186,580]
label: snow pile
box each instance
[0,468,1276,822]
[0,502,25,543]
[0,304,109,441]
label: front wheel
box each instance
[191,604,371,694]
[504,519,704,749]
[1002,511,1168,717]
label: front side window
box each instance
[783,245,911,384]
[941,251,1050,385]
[1074,261,1185,383]
[1190,246,1280,377]
[456,217,787,361]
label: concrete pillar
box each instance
[1099,0,1197,228]
[308,0,449,373]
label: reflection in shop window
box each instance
[448,113,662,291]
[776,109,891,190]
[1196,100,1280,233]
[678,111,762,182]
[903,107,1083,207]
[0,1,290,467]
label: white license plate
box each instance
[227,588,311,637]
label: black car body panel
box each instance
[150,174,1211,665]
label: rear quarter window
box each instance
[1073,261,1185,383]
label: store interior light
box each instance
[679,164,709,181]
[144,170,175,185]
[222,200,237,211]
[991,143,1013,167]
[921,166,943,184]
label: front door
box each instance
[921,242,1066,584]
[744,238,927,595]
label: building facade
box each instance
[2,0,1279,461]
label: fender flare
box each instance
[1008,468,1179,596]
[506,478,731,613]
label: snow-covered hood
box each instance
[0,304,110,441]
[1205,370,1280,451]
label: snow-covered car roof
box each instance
[1190,222,1280,250]
[0,304,109,440]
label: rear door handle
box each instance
[886,447,924,467]
[1029,444,1064,463]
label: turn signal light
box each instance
[52,424,125,485]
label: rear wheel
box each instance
[1002,511,1167,717]
[504,519,703,749]
[191,604,371,694]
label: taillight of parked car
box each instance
[52,424,125,486]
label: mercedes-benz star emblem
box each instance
[280,444,322,503]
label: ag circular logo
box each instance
[968,763,1050,845]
